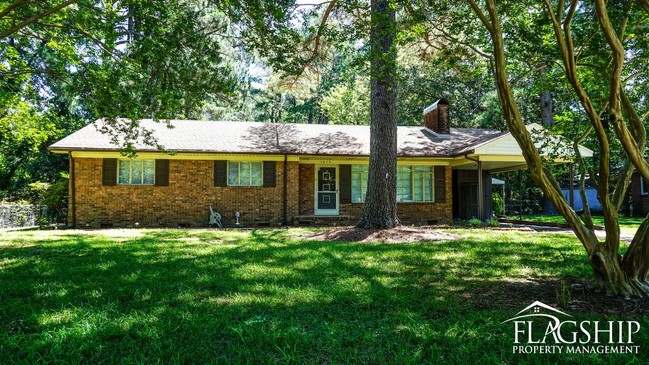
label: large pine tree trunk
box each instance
[357,0,399,229]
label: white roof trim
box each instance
[423,101,441,115]
[472,123,594,158]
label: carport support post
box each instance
[518,170,522,220]
[501,183,506,216]
[478,161,484,220]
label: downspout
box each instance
[68,152,76,227]
[282,154,288,226]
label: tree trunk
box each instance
[621,218,649,293]
[357,0,399,229]
[540,88,554,214]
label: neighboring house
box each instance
[630,165,649,216]
[49,100,592,227]
[547,186,602,215]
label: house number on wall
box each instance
[319,160,332,164]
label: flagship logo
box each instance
[502,301,641,354]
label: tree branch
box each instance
[466,0,494,35]
[303,0,337,64]
[33,21,122,62]
[543,0,618,251]
[0,0,28,19]
[594,0,649,185]
[636,0,649,14]
[0,0,77,39]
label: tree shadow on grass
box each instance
[0,229,646,364]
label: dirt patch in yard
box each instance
[303,226,460,243]
[463,278,649,316]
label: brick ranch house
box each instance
[49,100,591,228]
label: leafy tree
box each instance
[320,77,370,125]
[466,0,649,296]
[0,0,238,196]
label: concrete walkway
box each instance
[504,223,636,243]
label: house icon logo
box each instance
[502,301,641,355]
[502,300,571,326]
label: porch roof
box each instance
[452,123,594,172]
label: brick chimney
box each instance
[423,99,450,136]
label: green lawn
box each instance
[518,215,644,235]
[0,228,647,364]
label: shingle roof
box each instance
[49,119,507,157]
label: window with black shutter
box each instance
[434,166,446,203]
[102,158,117,186]
[263,161,276,187]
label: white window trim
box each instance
[351,165,368,203]
[227,161,263,187]
[117,160,155,185]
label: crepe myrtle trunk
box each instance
[357,0,399,229]
[468,0,649,296]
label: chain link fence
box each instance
[0,204,67,228]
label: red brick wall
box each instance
[71,158,298,227]
[70,159,452,227]
[299,164,315,215]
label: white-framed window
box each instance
[641,177,648,196]
[351,165,368,202]
[412,166,434,202]
[350,165,434,202]
[228,161,263,186]
[118,160,155,185]
[397,166,413,202]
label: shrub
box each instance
[27,174,68,224]
[492,192,504,216]
[468,218,482,227]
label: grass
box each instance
[517,214,644,235]
[0,228,647,364]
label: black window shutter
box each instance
[102,158,117,186]
[263,161,276,187]
[434,166,446,203]
[214,161,227,186]
[339,164,351,204]
[155,159,169,186]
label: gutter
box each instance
[464,152,479,163]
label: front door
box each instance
[458,182,479,219]
[315,166,339,215]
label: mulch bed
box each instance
[463,278,649,316]
[302,226,460,243]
